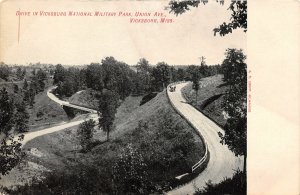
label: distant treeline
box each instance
[52,57,221,99]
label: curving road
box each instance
[47,86,97,113]
[17,87,98,146]
[167,82,243,195]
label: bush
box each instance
[194,170,246,195]
[36,110,44,118]
[77,119,96,152]
[6,165,112,195]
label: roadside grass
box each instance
[8,89,205,193]
[181,74,228,127]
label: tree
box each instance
[16,67,24,80]
[22,68,26,78]
[28,87,35,107]
[0,88,24,177]
[31,68,36,76]
[168,0,247,36]
[29,69,46,95]
[36,69,47,92]
[0,134,24,177]
[23,79,28,90]
[135,58,152,93]
[199,56,206,66]
[77,119,96,152]
[0,63,10,81]
[0,88,14,135]
[112,144,150,194]
[86,63,104,92]
[169,66,178,83]
[13,84,19,93]
[101,57,119,90]
[151,62,170,91]
[53,64,65,85]
[14,102,29,133]
[186,65,202,104]
[98,90,119,141]
[219,49,247,175]
[192,73,200,104]
[55,67,84,97]
[177,68,186,81]
[100,57,135,99]
[222,49,247,85]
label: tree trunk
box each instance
[107,127,110,141]
[196,90,198,105]
[241,154,247,192]
[243,154,246,174]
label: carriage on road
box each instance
[169,85,176,92]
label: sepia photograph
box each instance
[1,0,250,194]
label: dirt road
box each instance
[167,82,243,195]
[18,87,98,146]
[0,87,99,188]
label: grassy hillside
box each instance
[8,90,205,193]
[27,80,69,131]
[181,75,228,127]
[68,89,99,109]
[28,87,69,131]
[0,80,69,131]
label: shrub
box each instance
[194,170,246,195]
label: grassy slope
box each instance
[68,89,99,109]
[0,80,68,131]
[0,80,69,187]
[181,74,228,127]
[27,81,69,131]
[20,89,205,191]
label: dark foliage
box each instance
[0,88,25,177]
[0,88,14,135]
[6,165,111,195]
[139,92,158,106]
[133,58,152,94]
[14,102,29,133]
[0,63,10,81]
[98,90,120,141]
[77,119,96,152]
[112,144,153,194]
[151,62,171,91]
[220,49,247,179]
[200,94,224,110]
[194,170,246,195]
[220,49,247,157]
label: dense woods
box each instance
[0,65,49,177]
[52,56,221,99]
[0,88,25,177]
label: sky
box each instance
[0,0,246,66]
